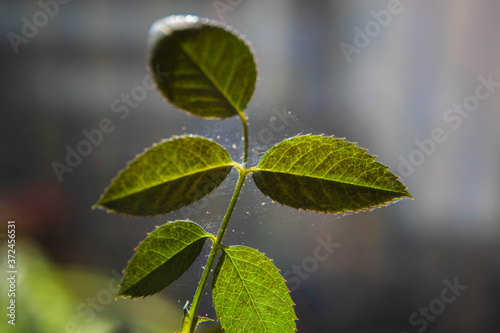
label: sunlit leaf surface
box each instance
[253,135,411,214]
[212,246,296,333]
[95,136,233,216]
[149,15,257,118]
[118,221,212,298]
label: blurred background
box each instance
[1,0,499,332]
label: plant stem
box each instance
[181,168,248,332]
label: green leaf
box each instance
[95,135,234,216]
[212,246,296,333]
[253,135,412,214]
[118,221,213,298]
[149,15,257,118]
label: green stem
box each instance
[181,168,248,332]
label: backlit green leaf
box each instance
[253,135,411,214]
[149,15,257,118]
[118,221,213,298]
[95,136,233,216]
[212,246,296,333]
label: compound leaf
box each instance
[149,15,256,118]
[212,246,296,333]
[253,135,411,214]
[95,136,233,216]
[118,220,212,298]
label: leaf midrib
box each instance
[134,237,208,277]
[223,250,269,332]
[176,37,245,118]
[101,165,232,203]
[120,237,208,296]
[254,169,408,195]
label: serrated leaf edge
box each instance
[116,220,214,299]
[213,246,297,332]
[252,134,412,215]
[93,134,234,214]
